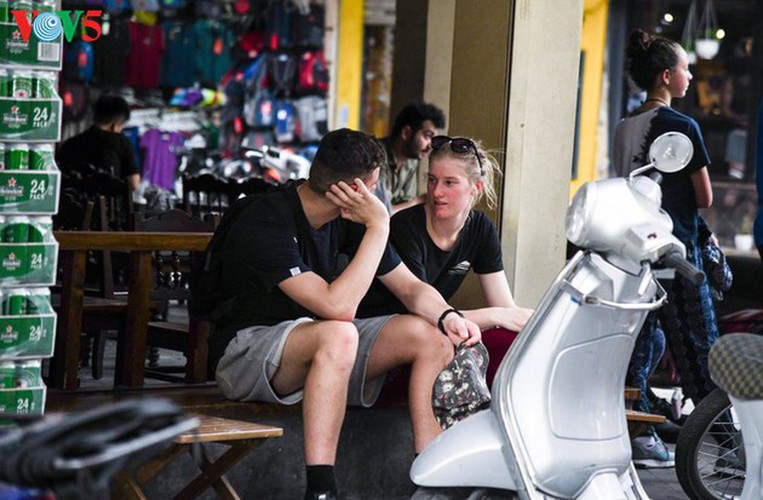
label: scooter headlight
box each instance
[566,182,595,246]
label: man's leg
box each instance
[272,320,359,465]
[365,315,453,452]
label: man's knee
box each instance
[313,320,359,370]
[398,316,453,364]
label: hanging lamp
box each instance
[681,0,698,64]
[695,0,720,60]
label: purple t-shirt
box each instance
[140,128,184,190]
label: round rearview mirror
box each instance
[648,131,693,173]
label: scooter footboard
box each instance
[411,410,517,491]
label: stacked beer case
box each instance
[0,0,62,424]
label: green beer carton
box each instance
[0,15,62,69]
[0,385,46,424]
[0,169,61,214]
[0,360,42,388]
[0,287,56,359]
[0,95,61,141]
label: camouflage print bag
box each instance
[432,342,491,429]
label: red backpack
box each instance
[296,50,328,96]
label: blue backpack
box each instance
[274,99,297,143]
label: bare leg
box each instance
[366,315,453,452]
[272,320,359,465]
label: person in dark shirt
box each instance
[57,95,140,191]
[210,129,481,500]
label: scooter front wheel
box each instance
[675,388,745,499]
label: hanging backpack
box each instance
[265,1,293,50]
[60,81,91,123]
[296,50,329,96]
[242,56,276,128]
[294,96,328,143]
[267,51,298,98]
[292,4,324,49]
[62,40,94,82]
[274,99,297,143]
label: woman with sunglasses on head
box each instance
[613,29,719,467]
[361,135,533,388]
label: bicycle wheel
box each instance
[675,388,746,499]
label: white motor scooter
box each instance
[411,132,704,499]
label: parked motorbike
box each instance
[675,332,763,500]
[411,131,704,499]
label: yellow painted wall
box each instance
[571,0,608,196]
[334,0,364,130]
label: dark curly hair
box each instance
[625,29,681,91]
[391,102,446,139]
[308,128,387,194]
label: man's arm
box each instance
[126,173,140,191]
[279,180,390,321]
[380,263,481,346]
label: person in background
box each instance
[375,101,446,214]
[613,29,718,469]
[209,129,481,500]
[361,135,533,388]
[57,95,140,191]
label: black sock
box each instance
[306,464,337,497]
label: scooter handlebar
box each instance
[662,251,705,285]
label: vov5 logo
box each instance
[11,10,103,43]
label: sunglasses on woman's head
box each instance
[431,136,484,176]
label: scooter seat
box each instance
[709,333,763,400]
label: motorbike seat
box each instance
[709,333,763,400]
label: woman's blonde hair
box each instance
[429,137,501,209]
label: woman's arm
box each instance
[460,272,534,331]
[690,167,713,209]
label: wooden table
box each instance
[50,231,212,391]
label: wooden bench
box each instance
[624,386,667,437]
[47,386,285,499]
[115,414,282,499]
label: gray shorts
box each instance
[215,315,395,407]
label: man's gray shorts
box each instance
[216,315,395,407]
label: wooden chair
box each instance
[233,176,281,198]
[132,209,219,383]
[182,173,236,218]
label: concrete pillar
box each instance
[420,0,583,308]
[503,1,583,306]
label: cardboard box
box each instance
[0,170,60,214]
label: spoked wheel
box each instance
[676,388,746,499]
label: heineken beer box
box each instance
[0,217,58,285]
[0,96,61,142]
[0,386,46,425]
[0,288,56,358]
[0,20,62,70]
[0,165,60,214]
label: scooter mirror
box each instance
[649,131,693,173]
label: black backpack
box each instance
[189,180,294,322]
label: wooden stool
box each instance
[116,415,283,499]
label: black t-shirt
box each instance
[359,205,503,317]
[57,126,140,179]
[209,183,401,365]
